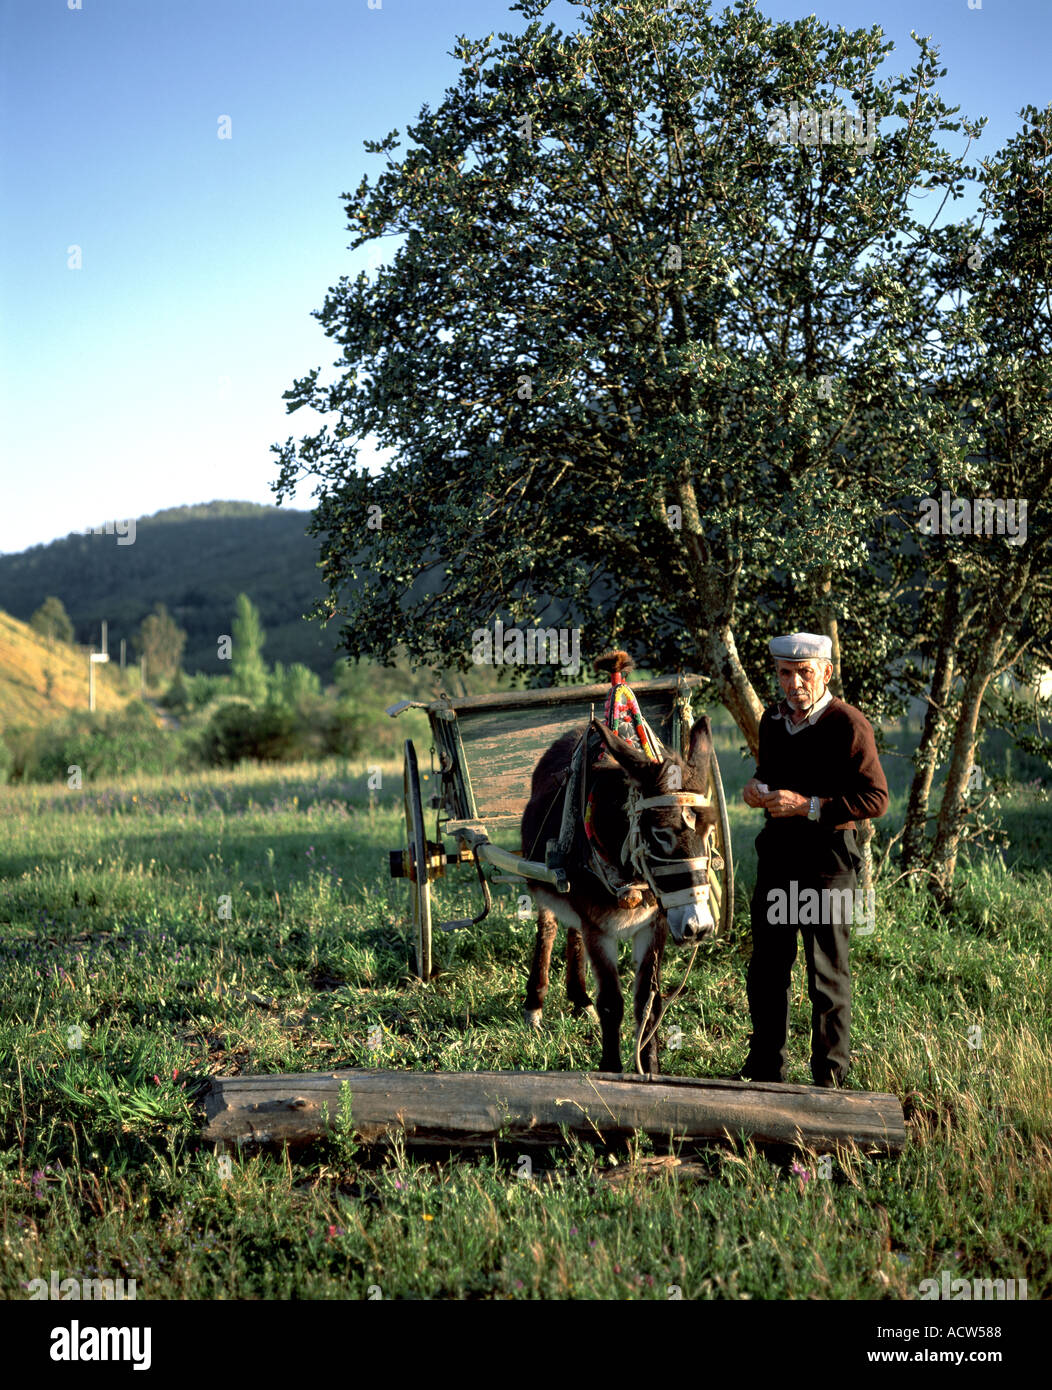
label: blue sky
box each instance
[1,0,1047,554]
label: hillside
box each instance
[0,610,130,729]
[0,502,336,678]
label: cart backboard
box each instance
[427,675,704,829]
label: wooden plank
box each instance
[432,674,703,718]
[202,1068,906,1157]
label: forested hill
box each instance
[0,502,338,677]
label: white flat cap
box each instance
[769,632,832,661]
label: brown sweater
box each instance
[755,697,889,830]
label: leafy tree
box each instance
[272,0,977,758]
[269,661,323,709]
[30,596,74,645]
[135,603,186,687]
[231,593,269,705]
[272,0,1052,901]
[895,106,1052,899]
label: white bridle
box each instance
[619,788,715,911]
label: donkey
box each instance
[521,716,718,1074]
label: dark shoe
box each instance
[730,1063,784,1083]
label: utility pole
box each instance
[89,651,109,712]
[119,637,126,670]
[101,620,108,657]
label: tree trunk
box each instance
[902,568,964,874]
[701,624,763,757]
[814,567,875,884]
[814,566,843,697]
[929,560,1030,904]
[202,1068,906,1157]
[674,474,763,757]
[928,663,995,906]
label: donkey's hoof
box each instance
[524,1008,543,1030]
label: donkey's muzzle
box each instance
[667,900,716,944]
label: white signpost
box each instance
[89,651,109,712]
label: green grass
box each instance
[0,755,1049,1300]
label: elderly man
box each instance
[738,633,888,1088]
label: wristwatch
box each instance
[808,796,820,821]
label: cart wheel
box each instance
[708,745,735,936]
[403,739,433,981]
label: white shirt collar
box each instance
[777,687,833,733]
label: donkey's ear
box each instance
[687,716,713,788]
[590,718,653,780]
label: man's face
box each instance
[776,658,832,709]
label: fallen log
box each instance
[201,1069,906,1158]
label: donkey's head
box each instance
[591,717,719,943]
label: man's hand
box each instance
[742,778,768,808]
[765,789,810,818]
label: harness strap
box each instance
[658,884,711,908]
[650,857,711,875]
[635,792,710,810]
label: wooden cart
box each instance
[387,675,734,981]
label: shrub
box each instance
[22,703,195,783]
[199,699,299,766]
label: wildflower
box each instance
[422,1213,434,1222]
[790,1161,811,1182]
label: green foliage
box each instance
[29,595,74,645]
[272,0,981,717]
[165,672,228,713]
[163,668,189,710]
[199,699,297,766]
[0,502,334,677]
[269,661,323,709]
[18,702,193,784]
[136,603,187,688]
[230,594,268,705]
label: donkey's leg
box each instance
[584,927,623,1073]
[565,927,595,1018]
[524,907,558,1029]
[632,917,667,1075]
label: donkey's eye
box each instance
[682,808,696,832]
